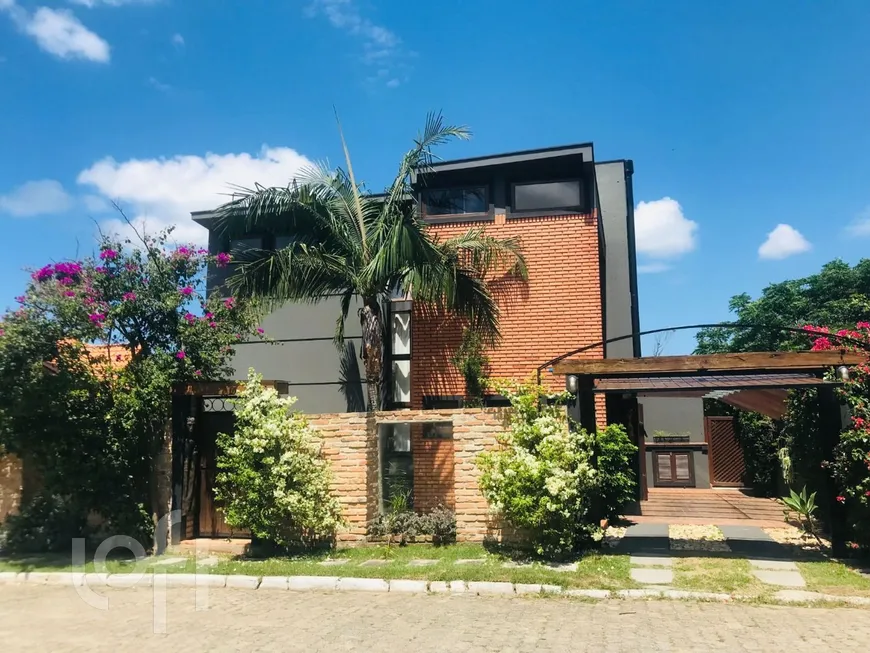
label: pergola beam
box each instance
[554,351,864,377]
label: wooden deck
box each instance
[627,488,786,527]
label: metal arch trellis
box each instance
[535,322,870,388]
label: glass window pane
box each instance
[274,235,293,250]
[393,360,411,403]
[423,422,453,439]
[514,180,581,212]
[231,237,262,254]
[424,187,487,216]
[391,423,411,452]
[391,311,411,355]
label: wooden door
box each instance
[705,416,744,487]
[197,411,250,538]
[652,451,695,487]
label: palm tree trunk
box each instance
[359,298,383,411]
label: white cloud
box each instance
[77,146,316,245]
[147,76,170,92]
[1,3,110,62]
[0,179,73,217]
[306,0,406,85]
[846,207,870,236]
[172,32,184,47]
[758,223,811,260]
[637,262,671,274]
[634,197,698,259]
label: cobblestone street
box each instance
[1,585,868,652]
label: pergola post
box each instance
[819,385,848,556]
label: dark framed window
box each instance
[274,235,293,250]
[229,237,263,259]
[381,423,413,506]
[422,186,488,217]
[422,396,462,409]
[512,180,583,213]
[422,422,453,440]
[652,451,695,488]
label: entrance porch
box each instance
[628,488,785,527]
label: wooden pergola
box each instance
[552,350,864,555]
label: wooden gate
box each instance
[705,416,745,487]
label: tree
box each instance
[215,113,528,410]
[695,259,870,354]
[0,227,261,552]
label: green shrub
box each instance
[594,424,638,520]
[450,328,489,407]
[1,494,88,554]
[734,411,781,497]
[419,505,457,545]
[477,381,600,559]
[214,370,344,549]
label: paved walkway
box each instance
[620,523,810,589]
[1,585,869,652]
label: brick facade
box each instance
[411,212,606,419]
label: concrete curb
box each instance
[1,572,869,607]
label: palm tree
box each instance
[215,113,527,410]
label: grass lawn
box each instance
[0,544,636,590]
[671,557,766,596]
[799,560,870,598]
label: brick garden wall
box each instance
[411,212,606,425]
[309,408,507,544]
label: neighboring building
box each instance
[192,143,640,415]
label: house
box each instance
[191,143,641,413]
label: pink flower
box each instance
[176,351,186,360]
[208,321,217,328]
[858,322,870,330]
[125,263,138,272]
[204,312,214,319]
[94,266,108,275]
[235,333,242,340]
[58,276,75,286]
[179,286,194,297]
[99,249,118,261]
[256,327,265,335]
[54,262,81,277]
[88,313,106,324]
[194,370,202,377]
[122,292,137,302]
[63,291,75,297]
[0,329,4,337]
[837,496,846,503]
[223,297,235,309]
[33,265,54,282]
[854,416,865,428]
[14,296,25,304]
[184,312,197,324]
[811,337,832,351]
[175,246,192,258]
[865,491,870,497]
[197,248,208,255]
[216,252,232,268]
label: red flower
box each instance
[837,496,846,503]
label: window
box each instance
[422,422,453,440]
[380,423,413,506]
[422,187,488,217]
[230,237,262,257]
[512,180,582,212]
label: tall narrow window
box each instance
[380,423,413,507]
[388,301,412,407]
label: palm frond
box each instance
[334,108,368,257]
[440,229,529,279]
[334,290,354,347]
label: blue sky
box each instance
[2,0,870,354]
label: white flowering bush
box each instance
[215,369,344,549]
[477,381,600,559]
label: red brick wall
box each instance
[410,424,455,511]
[411,212,604,413]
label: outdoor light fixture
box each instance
[837,365,850,382]
[566,374,579,394]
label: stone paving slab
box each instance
[631,568,674,585]
[616,524,670,553]
[318,559,349,567]
[407,559,437,567]
[751,570,806,588]
[515,583,544,595]
[336,578,390,592]
[467,581,514,595]
[630,555,673,567]
[389,580,428,593]
[225,575,260,589]
[749,559,799,571]
[455,558,485,565]
[288,576,338,591]
[359,559,390,567]
[719,524,792,559]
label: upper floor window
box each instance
[422,186,488,218]
[230,237,262,255]
[274,235,293,250]
[512,180,583,212]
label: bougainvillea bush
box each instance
[802,323,870,550]
[477,381,636,559]
[214,370,343,550]
[0,228,262,551]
